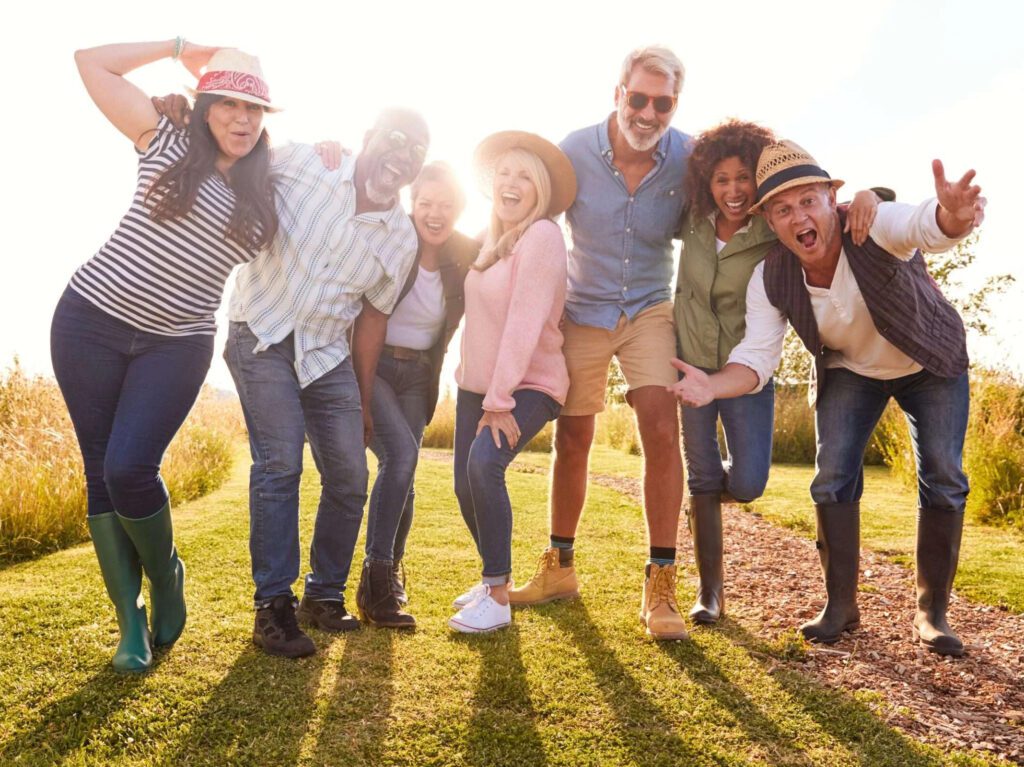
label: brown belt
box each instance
[382,344,432,365]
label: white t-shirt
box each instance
[385,266,446,350]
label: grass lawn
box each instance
[0,444,1003,766]
[514,446,1024,613]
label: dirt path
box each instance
[584,472,1024,763]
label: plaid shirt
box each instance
[228,147,417,387]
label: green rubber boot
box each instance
[88,513,152,672]
[117,502,186,647]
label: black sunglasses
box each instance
[619,85,677,115]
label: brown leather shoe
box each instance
[296,596,360,633]
[508,548,580,606]
[254,595,316,658]
[640,563,689,641]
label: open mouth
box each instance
[500,191,521,205]
[633,118,657,132]
[381,162,403,185]
[724,199,747,214]
[796,228,818,249]
[425,221,444,233]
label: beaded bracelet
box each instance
[172,36,186,60]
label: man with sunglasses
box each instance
[222,108,428,657]
[509,46,693,641]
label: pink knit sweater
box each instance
[455,219,569,412]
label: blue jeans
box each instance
[50,287,213,518]
[681,375,775,502]
[365,351,432,563]
[224,322,368,606]
[812,368,969,509]
[454,388,561,583]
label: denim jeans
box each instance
[224,322,368,606]
[50,287,213,518]
[454,388,561,583]
[365,351,432,563]
[681,375,774,502]
[812,367,969,509]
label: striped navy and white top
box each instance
[228,146,418,387]
[69,115,260,336]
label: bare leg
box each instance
[549,414,596,537]
[630,386,683,548]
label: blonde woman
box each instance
[448,132,576,633]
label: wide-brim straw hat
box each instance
[749,140,843,213]
[473,131,577,217]
[186,48,281,112]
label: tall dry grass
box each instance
[0,362,245,563]
[876,367,1024,529]
[422,395,554,452]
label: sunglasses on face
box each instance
[382,129,428,162]
[619,85,677,115]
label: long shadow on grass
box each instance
[0,667,145,764]
[683,619,949,767]
[311,626,397,765]
[545,601,729,767]
[156,641,327,767]
[453,623,548,767]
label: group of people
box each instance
[54,39,985,672]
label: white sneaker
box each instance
[452,581,513,608]
[448,586,512,633]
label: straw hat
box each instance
[473,131,577,217]
[749,140,843,213]
[188,48,280,112]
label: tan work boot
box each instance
[508,548,580,606]
[640,563,689,640]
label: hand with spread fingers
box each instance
[666,358,715,408]
[477,410,521,449]
[313,141,348,171]
[933,159,986,235]
[843,189,881,246]
[151,93,192,129]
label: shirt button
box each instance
[629,197,634,202]
[626,227,631,233]
[625,258,630,264]
[669,190,676,196]
[614,171,620,176]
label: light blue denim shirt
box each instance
[559,117,690,329]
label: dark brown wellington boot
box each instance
[688,494,725,624]
[356,560,416,629]
[391,560,408,606]
[800,502,861,643]
[913,507,965,657]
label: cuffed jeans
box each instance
[682,374,774,502]
[225,322,367,606]
[50,286,213,518]
[812,367,969,509]
[365,351,432,564]
[454,388,561,584]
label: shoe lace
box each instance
[465,584,491,609]
[651,568,679,612]
[273,600,304,641]
[532,548,559,578]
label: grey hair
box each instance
[619,45,685,96]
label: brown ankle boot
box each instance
[688,494,724,624]
[356,560,416,629]
[640,563,689,641]
[800,502,861,643]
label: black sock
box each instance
[550,534,574,566]
[648,547,676,568]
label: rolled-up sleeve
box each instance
[725,263,788,392]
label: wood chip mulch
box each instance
[584,472,1024,763]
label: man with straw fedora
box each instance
[669,140,985,656]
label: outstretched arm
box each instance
[667,361,759,408]
[76,40,220,150]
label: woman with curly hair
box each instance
[51,40,278,671]
[673,119,881,625]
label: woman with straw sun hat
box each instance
[447,131,576,633]
[51,39,279,672]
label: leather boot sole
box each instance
[801,619,860,644]
[509,589,580,607]
[357,609,416,629]
[252,632,316,658]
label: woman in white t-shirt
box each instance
[356,163,479,628]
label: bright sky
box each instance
[3,0,1021,391]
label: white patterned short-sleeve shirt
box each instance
[228,146,418,387]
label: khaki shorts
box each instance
[561,301,678,416]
